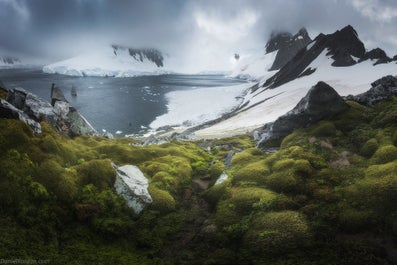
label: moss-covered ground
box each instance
[2,97,397,264]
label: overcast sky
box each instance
[1,0,397,66]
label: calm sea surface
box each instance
[0,68,246,135]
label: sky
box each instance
[1,0,397,68]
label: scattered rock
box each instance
[258,81,349,147]
[113,164,152,214]
[345,75,397,106]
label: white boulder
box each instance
[114,164,152,214]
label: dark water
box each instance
[0,68,246,135]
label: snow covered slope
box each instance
[43,46,169,77]
[150,83,252,129]
[194,26,397,139]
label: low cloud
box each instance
[0,0,396,66]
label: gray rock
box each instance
[54,100,70,119]
[24,92,57,125]
[7,87,58,125]
[5,84,97,137]
[0,99,41,133]
[113,164,152,214]
[214,172,228,185]
[345,75,397,106]
[51,83,67,106]
[258,81,349,147]
[225,150,237,168]
[67,107,97,136]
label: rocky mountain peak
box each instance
[266,31,293,53]
[315,24,365,66]
[266,28,312,71]
[262,25,373,88]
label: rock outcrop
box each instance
[267,28,312,71]
[113,164,152,214]
[4,84,97,136]
[359,48,392,65]
[258,81,349,147]
[0,99,42,133]
[345,75,397,106]
[112,45,164,67]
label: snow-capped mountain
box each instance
[43,46,170,77]
[194,25,397,138]
[230,28,311,81]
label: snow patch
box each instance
[150,83,252,129]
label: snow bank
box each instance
[195,50,397,138]
[149,83,252,129]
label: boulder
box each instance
[345,75,397,106]
[113,164,152,214]
[258,81,349,147]
[0,99,42,133]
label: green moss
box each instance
[360,138,379,158]
[272,158,295,171]
[310,121,337,137]
[264,171,297,193]
[242,211,312,256]
[233,161,270,185]
[203,178,231,206]
[230,149,261,166]
[370,144,397,164]
[293,159,313,176]
[229,187,277,215]
[75,159,115,190]
[148,186,176,213]
[365,160,397,178]
[338,206,377,232]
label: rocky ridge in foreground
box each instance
[0,82,97,137]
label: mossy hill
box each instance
[1,90,397,264]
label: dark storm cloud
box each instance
[1,0,397,62]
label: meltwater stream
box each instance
[0,68,248,136]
